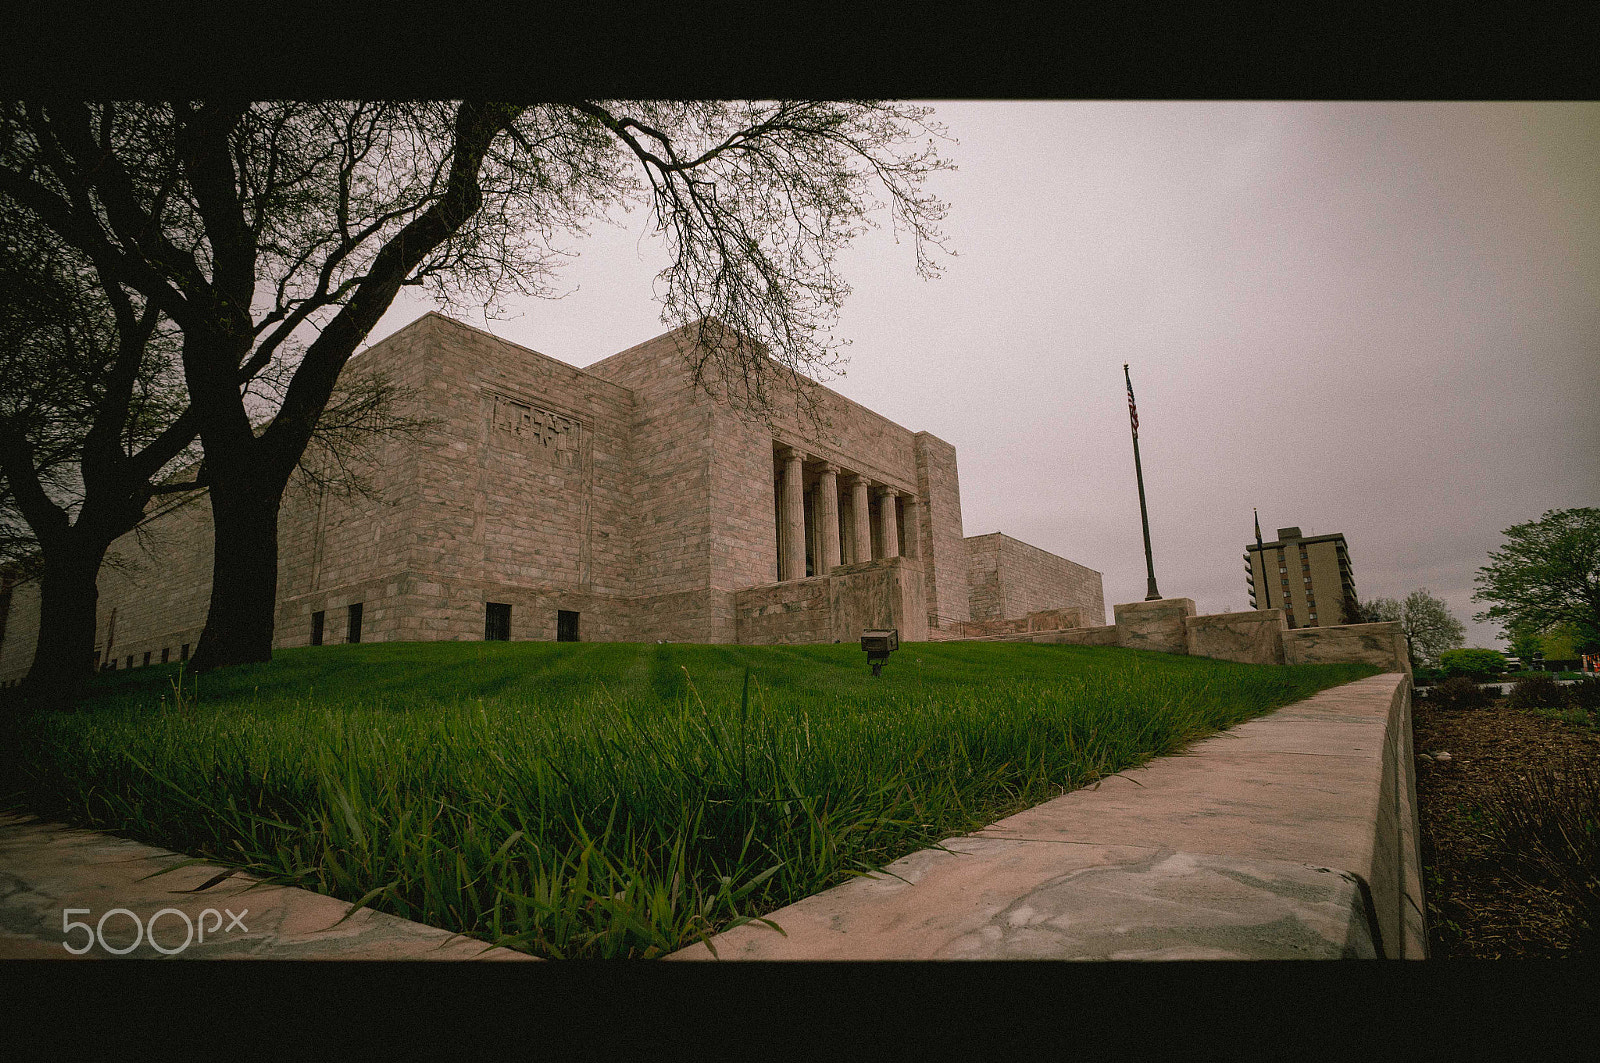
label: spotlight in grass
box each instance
[861,629,899,678]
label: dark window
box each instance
[143,651,151,667]
[161,648,169,663]
[93,651,102,668]
[347,603,363,644]
[311,611,325,646]
[557,610,579,642]
[485,602,512,641]
[181,643,190,661]
[126,655,134,669]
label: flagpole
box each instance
[1124,364,1161,601]
[1255,507,1272,610]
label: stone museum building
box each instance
[0,313,1105,680]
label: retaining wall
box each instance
[733,557,928,645]
[671,672,1424,960]
[944,597,1411,676]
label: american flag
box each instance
[1124,367,1139,435]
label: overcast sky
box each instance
[367,102,1599,650]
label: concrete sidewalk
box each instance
[671,672,1423,960]
[0,814,533,960]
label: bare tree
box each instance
[0,206,199,705]
[0,100,951,672]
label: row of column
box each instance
[778,446,906,582]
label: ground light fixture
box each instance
[861,629,899,677]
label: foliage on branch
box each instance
[1474,509,1600,656]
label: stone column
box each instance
[816,463,843,574]
[780,447,807,581]
[876,486,901,559]
[848,474,873,563]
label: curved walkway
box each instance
[0,815,532,960]
[671,672,1423,960]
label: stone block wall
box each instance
[277,322,427,617]
[1185,609,1288,666]
[709,411,782,595]
[1030,625,1121,647]
[1112,598,1197,655]
[827,558,928,644]
[406,314,636,596]
[943,607,1087,640]
[272,313,640,649]
[965,532,1105,626]
[735,577,834,645]
[914,432,969,632]
[0,581,39,682]
[946,599,1410,677]
[734,558,928,646]
[584,328,710,602]
[1285,621,1411,676]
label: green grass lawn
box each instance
[0,640,1378,958]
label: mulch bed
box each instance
[1412,688,1600,958]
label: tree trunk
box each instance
[22,536,110,710]
[188,481,283,673]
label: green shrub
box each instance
[1428,675,1494,711]
[1412,666,1446,686]
[1440,648,1508,680]
[1507,673,1565,710]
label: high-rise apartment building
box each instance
[1245,526,1358,629]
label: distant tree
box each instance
[1507,624,1547,668]
[0,101,952,673]
[1535,622,1598,662]
[1357,596,1402,625]
[1474,509,1600,658]
[1357,590,1465,669]
[1340,594,1364,625]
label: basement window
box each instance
[348,603,363,644]
[557,610,580,642]
[181,643,190,661]
[485,602,512,641]
[311,611,325,646]
[143,651,151,667]
[161,648,169,664]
